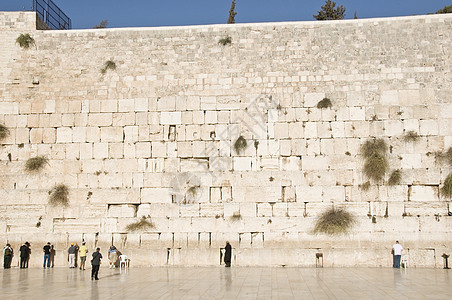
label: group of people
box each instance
[4,240,404,272]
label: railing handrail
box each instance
[32,0,71,30]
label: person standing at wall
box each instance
[79,241,88,270]
[3,243,13,269]
[108,245,117,268]
[224,241,232,267]
[42,242,51,269]
[91,247,102,280]
[49,245,55,268]
[68,243,77,268]
[19,242,30,269]
[392,241,403,268]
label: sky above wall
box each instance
[1,0,451,29]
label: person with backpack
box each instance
[91,247,102,280]
[3,243,13,269]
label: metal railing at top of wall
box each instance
[33,0,71,30]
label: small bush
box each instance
[25,156,49,172]
[219,36,232,45]
[404,131,420,142]
[49,184,69,207]
[100,60,116,74]
[313,208,356,235]
[361,139,388,182]
[388,170,402,186]
[0,124,9,140]
[234,136,247,154]
[317,97,332,109]
[359,181,371,191]
[126,216,155,232]
[440,173,452,199]
[436,5,452,14]
[230,212,242,222]
[446,147,452,166]
[93,20,108,29]
[16,33,35,49]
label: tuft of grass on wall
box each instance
[49,184,69,207]
[25,156,49,172]
[361,139,388,182]
[403,131,420,142]
[230,212,242,222]
[316,97,332,109]
[125,216,155,232]
[313,208,356,235]
[446,147,452,166]
[233,136,247,155]
[218,36,232,45]
[388,169,402,186]
[16,33,35,49]
[100,60,116,74]
[440,173,452,199]
[0,124,10,140]
[359,181,371,191]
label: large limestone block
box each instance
[409,185,439,201]
[107,204,137,218]
[160,112,181,125]
[141,188,172,203]
[53,218,101,233]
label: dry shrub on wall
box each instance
[25,156,49,172]
[388,170,402,186]
[0,124,10,140]
[361,139,388,182]
[49,184,69,206]
[316,97,332,109]
[218,36,232,45]
[100,60,116,74]
[441,173,452,199]
[403,131,420,142]
[125,216,155,232]
[230,212,242,222]
[233,136,247,154]
[314,208,356,235]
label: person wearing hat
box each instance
[19,242,30,269]
[79,241,88,270]
[67,243,77,268]
[43,242,51,269]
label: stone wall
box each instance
[0,11,451,267]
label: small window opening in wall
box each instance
[171,194,177,204]
[210,131,216,139]
[168,125,176,141]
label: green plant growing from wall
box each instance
[100,60,116,74]
[230,212,242,222]
[0,124,10,140]
[361,138,388,182]
[125,216,155,232]
[36,216,42,228]
[440,173,452,199]
[16,33,35,49]
[48,184,69,207]
[25,156,49,172]
[313,208,356,235]
[317,97,332,109]
[219,36,232,46]
[388,170,402,186]
[234,136,247,154]
[403,131,420,142]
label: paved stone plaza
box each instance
[1,267,451,299]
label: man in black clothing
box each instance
[224,241,232,267]
[20,242,30,269]
[43,242,51,269]
[91,247,102,280]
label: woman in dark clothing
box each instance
[224,241,232,267]
[91,248,102,280]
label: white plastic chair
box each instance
[401,255,409,269]
[119,255,129,271]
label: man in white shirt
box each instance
[392,241,403,268]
